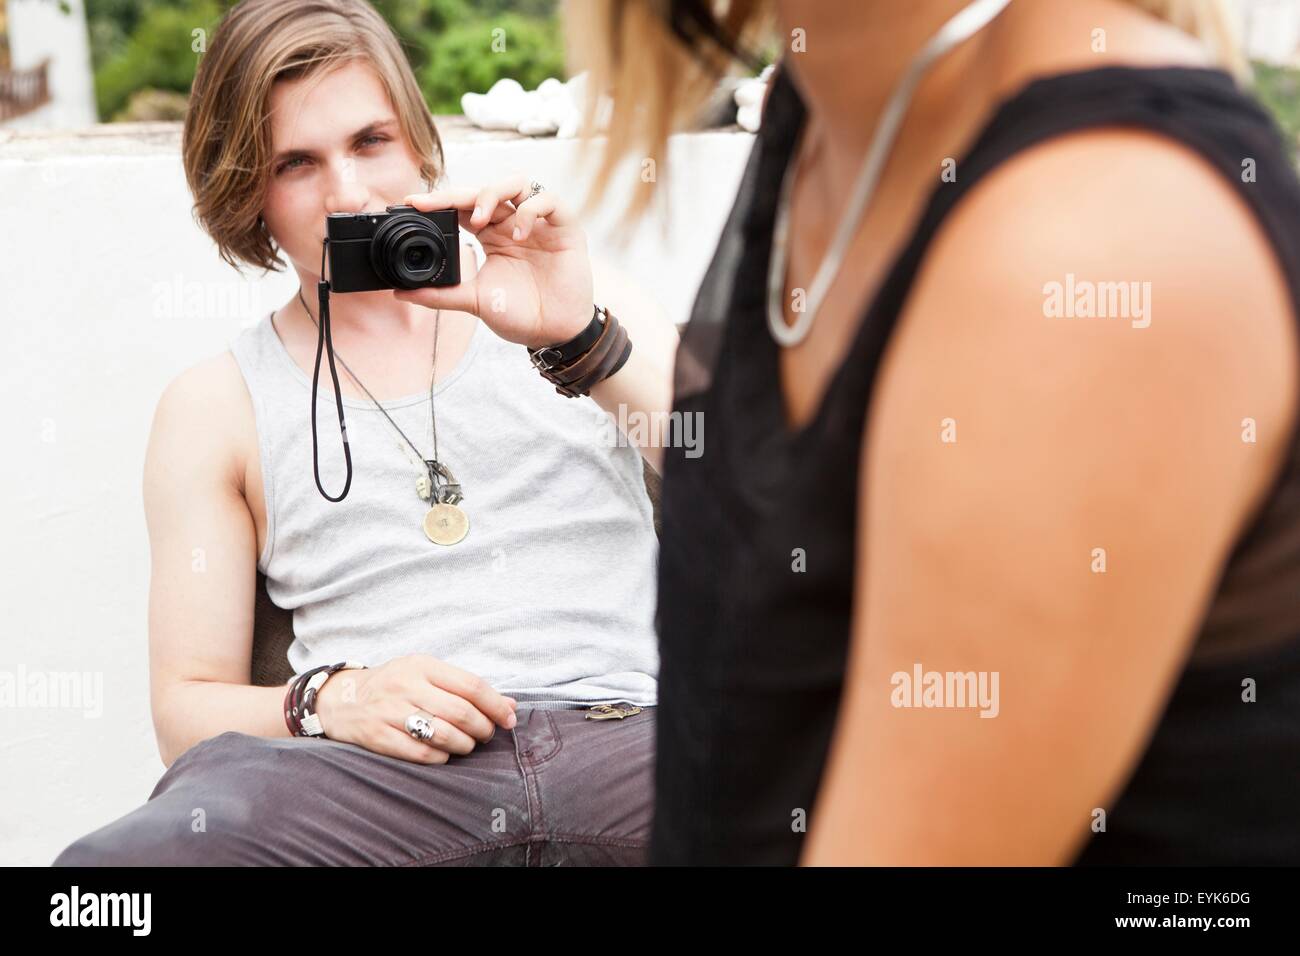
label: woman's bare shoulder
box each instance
[899,124,1300,525]
[995,0,1215,88]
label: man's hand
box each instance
[314,655,518,764]
[395,176,595,350]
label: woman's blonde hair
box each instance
[182,0,445,273]
[565,0,1249,222]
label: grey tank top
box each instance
[227,305,659,709]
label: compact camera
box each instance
[325,204,461,293]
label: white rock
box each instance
[461,70,612,138]
[537,77,566,98]
[737,101,762,132]
[733,65,774,132]
[518,117,558,136]
[487,77,526,98]
[734,79,766,108]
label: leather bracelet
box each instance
[559,321,629,395]
[284,665,329,736]
[533,306,633,397]
[284,662,367,737]
[287,667,324,736]
[527,303,604,368]
[299,661,367,738]
[606,333,633,378]
[564,319,632,396]
[551,311,618,388]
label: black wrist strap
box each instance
[528,304,603,368]
[311,238,352,502]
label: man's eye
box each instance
[358,134,388,148]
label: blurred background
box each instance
[1,0,773,128]
[0,0,1295,146]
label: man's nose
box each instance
[323,163,372,215]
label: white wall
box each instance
[0,119,752,865]
[5,0,97,129]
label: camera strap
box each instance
[311,237,353,502]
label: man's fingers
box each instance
[405,177,571,241]
[512,191,564,241]
[402,185,477,212]
[468,176,532,228]
[424,659,517,730]
[392,274,478,315]
[416,686,497,744]
[402,185,496,234]
[374,722,452,765]
[397,696,480,753]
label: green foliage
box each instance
[1252,61,1300,161]
[91,0,225,120]
[367,0,472,76]
[417,11,566,114]
[86,0,563,122]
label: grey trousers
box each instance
[52,705,655,866]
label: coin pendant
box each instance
[423,503,469,545]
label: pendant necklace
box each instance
[291,288,469,545]
[766,0,1013,347]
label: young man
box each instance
[53,0,677,866]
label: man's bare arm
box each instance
[587,253,680,474]
[144,355,286,767]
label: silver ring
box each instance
[405,713,436,741]
[527,180,544,200]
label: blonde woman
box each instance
[565,0,1300,863]
[52,0,680,866]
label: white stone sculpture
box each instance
[461,71,610,138]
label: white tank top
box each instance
[227,298,660,709]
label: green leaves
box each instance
[418,12,566,115]
[1252,61,1300,162]
[86,0,564,122]
[90,0,224,121]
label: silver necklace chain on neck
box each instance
[767,0,1013,347]
[294,287,448,492]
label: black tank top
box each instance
[650,63,1300,866]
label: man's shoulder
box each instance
[148,350,254,495]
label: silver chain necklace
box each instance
[291,288,469,546]
[767,0,1013,347]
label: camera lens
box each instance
[370,212,448,289]
[405,244,432,271]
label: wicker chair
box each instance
[249,457,663,687]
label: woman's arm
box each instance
[801,128,1299,864]
[144,355,287,768]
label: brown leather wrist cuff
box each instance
[562,323,629,395]
[552,311,617,387]
[531,306,632,397]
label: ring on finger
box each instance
[405,712,438,741]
